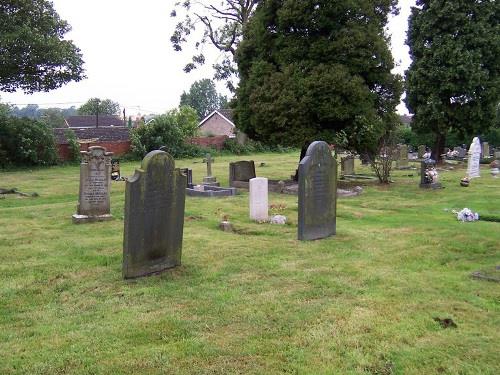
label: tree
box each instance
[130,106,201,158]
[40,108,66,128]
[405,0,500,162]
[170,0,259,91]
[180,79,228,119]
[0,0,85,93]
[234,0,402,152]
[0,116,59,166]
[78,98,120,116]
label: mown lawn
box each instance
[0,152,499,374]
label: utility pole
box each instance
[95,98,101,128]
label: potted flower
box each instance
[460,177,470,187]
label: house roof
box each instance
[65,115,124,128]
[198,109,235,128]
[53,127,130,144]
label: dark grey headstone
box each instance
[419,159,441,189]
[229,160,256,187]
[123,150,187,279]
[298,141,337,241]
[72,146,113,223]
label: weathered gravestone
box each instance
[72,146,113,223]
[122,150,187,279]
[298,141,337,241]
[482,142,490,158]
[229,160,256,188]
[341,156,355,176]
[418,145,426,159]
[420,159,441,189]
[454,146,467,159]
[396,144,409,168]
[249,177,268,221]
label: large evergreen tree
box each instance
[234,0,402,151]
[405,0,500,161]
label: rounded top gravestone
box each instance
[298,141,337,241]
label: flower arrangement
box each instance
[452,208,479,222]
[424,167,439,184]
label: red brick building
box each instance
[198,109,236,138]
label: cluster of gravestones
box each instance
[72,142,337,279]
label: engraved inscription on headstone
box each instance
[298,141,337,241]
[72,146,113,223]
[122,150,187,279]
[249,177,268,221]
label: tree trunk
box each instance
[433,132,446,164]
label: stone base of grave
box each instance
[202,176,220,187]
[72,214,113,224]
[187,185,236,197]
[419,183,442,189]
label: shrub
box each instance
[0,115,59,167]
[130,106,203,158]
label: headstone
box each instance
[396,144,409,168]
[202,153,219,186]
[419,159,441,189]
[418,145,426,159]
[122,150,187,279]
[467,137,481,179]
[298,141,337,241]
[249,177,268,221]
[229,160,256,187]
[179,168,193,187]
[341,156,355,175]
[72,146,113,223]
[482,142,490,158]
[453,146,466,159]
[495,150,500,160]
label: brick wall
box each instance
[188,135,228,150]
[57,141,131,161]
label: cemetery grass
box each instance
[1,153,499,375]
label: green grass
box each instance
[1,152,499,374]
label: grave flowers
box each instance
[424,166,439,184]
[453,208,479,222]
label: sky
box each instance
[1,0,416,116]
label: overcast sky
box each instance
[1,0,416,116]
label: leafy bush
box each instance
[130,106,203,158]
[0,115,59,167]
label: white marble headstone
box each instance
[249,177,268,222]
